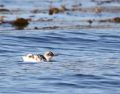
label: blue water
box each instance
[0,28,120,94]
[0,0,120,94]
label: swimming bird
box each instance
[22,51,54,62]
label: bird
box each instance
[22,51,54,62]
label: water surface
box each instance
[0,0,120,94]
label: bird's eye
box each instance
[49,52,54,56]
[47,53,50,56]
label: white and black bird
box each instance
[22,51,54,62]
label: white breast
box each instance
[22,55,42,62]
